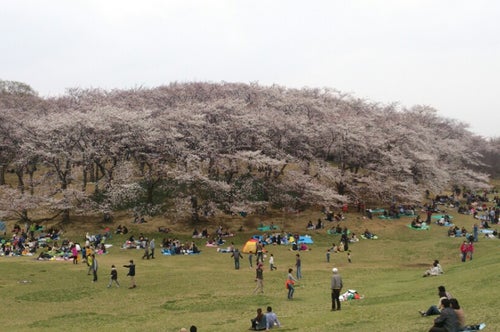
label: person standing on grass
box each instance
[148,238,155,259]
[91,254,98,282]
[253,263,264,294]
[249,250,254,268]
[71,244,78,264]
[107,264,120,288]
[85,245,93,264]
[256,242,264,263]
[331,267,343,311]
[286,268,297,300]
[269,253,277,271]
[124,259,136,288]
[231,248,243,269]
[460,241,468,262]
[142,239,150,260]
[295,254,302,279]
[467,241,474,260]
[86,251,94,275]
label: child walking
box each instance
[269,253,277,271]
[107,265,120,288]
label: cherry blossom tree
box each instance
[0,81,496,225]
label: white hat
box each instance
[332,268,338,273]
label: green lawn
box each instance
[0,210,498,332]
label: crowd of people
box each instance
[0,223,62,257]
[1,187,498,331]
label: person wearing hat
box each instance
[253,262,264,294]
[331,267,343,311]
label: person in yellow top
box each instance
[86,251,94,275]
[84,245,93,263]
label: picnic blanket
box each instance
[122,240,143,249]
[297,235,314,244]
[436,222,454,227]
[378,215,400,220]
[257,225,279,232]
[408,223,430,230]
[432,214,454,219]
[327,229,351,235]
[368,209,386,214]
[462,323,486,331]
[161,248,200,255]
[360,234,378,240]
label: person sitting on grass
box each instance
[456,301,486,332]
[250,308,267,330]
[449,298,465,330]
[265,306,281,330]
[428,298,460,332]
[420,286,451,317]
[349,233,359,242]
[217,241,234,253]
[412,219,423,228]
[423,260,444,277]
[115,225,123,234]
[363,229,374,239]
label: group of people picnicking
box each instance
[419,285,485,332]
[0,223,117,263]
[2,188,498,331]
[0,223,62,257]
[243,191,498,330]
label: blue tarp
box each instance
[297,235,314,244]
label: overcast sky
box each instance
[2,0,499,137]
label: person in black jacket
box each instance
[107,264,120,288]
[123,260,136,289]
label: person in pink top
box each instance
[71,244,79,264]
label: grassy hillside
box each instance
[0,207,498,331]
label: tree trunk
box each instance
[82,168,87,191]
[191,195,199,223]
[0,165,5,185]
[61,209,70,223]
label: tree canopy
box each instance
[0,80,496,224]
